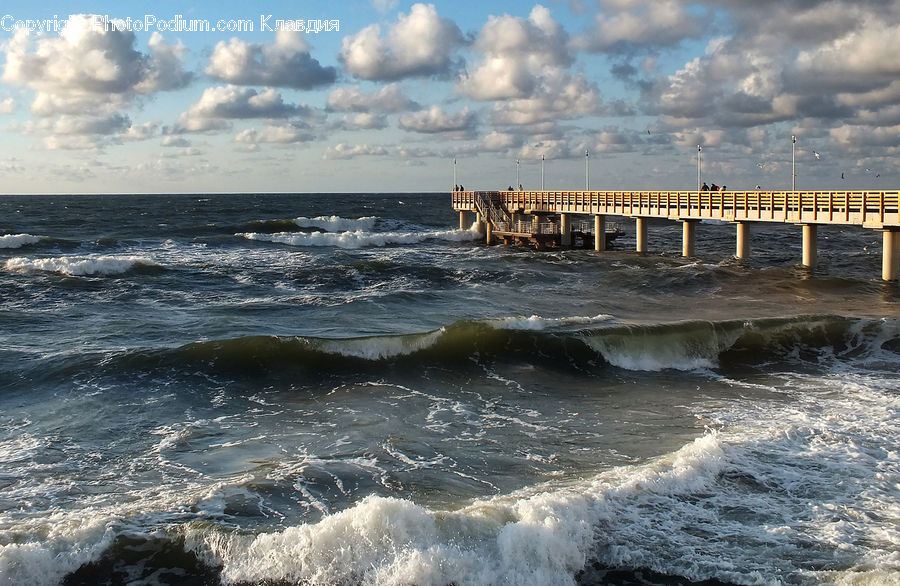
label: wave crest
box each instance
[4,255,159,276]
[237,227,479,249]
[0,234,41,249]
[294,215,378,232]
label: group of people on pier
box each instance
[700,182,726,192]
[453,185,466,191]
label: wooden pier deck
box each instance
[451,189,900,281]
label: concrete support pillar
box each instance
[560,213,572,247]
[681,220,696,257]
[883,229,900,281]
[531,214,540,233]
[485,221,493,245]
[459,210,470,231]
[736,221,750,260]
[594,214,606,252]
[801,224,818,268]
[635,217,647,253]
[475,212,486,235]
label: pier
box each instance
[452,189,900,281]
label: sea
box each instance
[0,192,897,586]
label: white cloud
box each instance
[346,113,389,129]
[482,131,521,151]
[136,32,193,93]
[323,143,390,159]
[161,135,191,147]
[235,124,316,145]
[340,3,464,80]
[118,122,158,142]
[399,105,476,134]
[577,0,705,52]
[458,5,573,101]
[206,30,336,89]
[42,135,104,151]
[0,98,15,114]
[326,84,420,113]
[3,16,190,98]
[23,113,131,136]
[183,86,306,120]
[1,15,191,149]
[491,73,600,125]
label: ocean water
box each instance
[0,192,897,586]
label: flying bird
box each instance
[841,172,845,179]
[813,151,821,160]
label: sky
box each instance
[0,0,898,194]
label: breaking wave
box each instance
[0,234,41,248]
[293,215,378,232]
[237,227,480,249]
[28,314,899,380]
[3,255,160,276]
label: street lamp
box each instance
[697,145,702,190]
[791,135,796,191]
[453,157,457,189]
[585,149,590,190]
[541,154,545,191]
[516,158,520,190]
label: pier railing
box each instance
[453,190,900,228]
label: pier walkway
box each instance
[452,189,900,281]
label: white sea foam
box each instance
[237,227,480,249]
[0,512,116,586]
[180,369,900,586]
[0,234,41,248]
[488,314,613,331]
[293,215,378,232]
[4,255,157,276]
[185,433,726,586]
[310,328,445,360]
[4,374,898,586]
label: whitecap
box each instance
[238,227,480,249]
[293,215,378,232]
[0,234,41,249]
[488,314,613,331]
[3,255,158,276]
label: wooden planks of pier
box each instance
[452,189,900,281]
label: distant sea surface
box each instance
[0,192,897,586]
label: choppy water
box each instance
[0,192,897,586]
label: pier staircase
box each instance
[473,191,513,232]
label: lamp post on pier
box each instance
[453,157,457,189]
[791,135,796,190]
[541,154,545,191]
[697,145,702,190]
[585,149,590,190]
[516,159,520,190]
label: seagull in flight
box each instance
[813,151,821,160]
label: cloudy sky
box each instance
[0,0,898,193]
